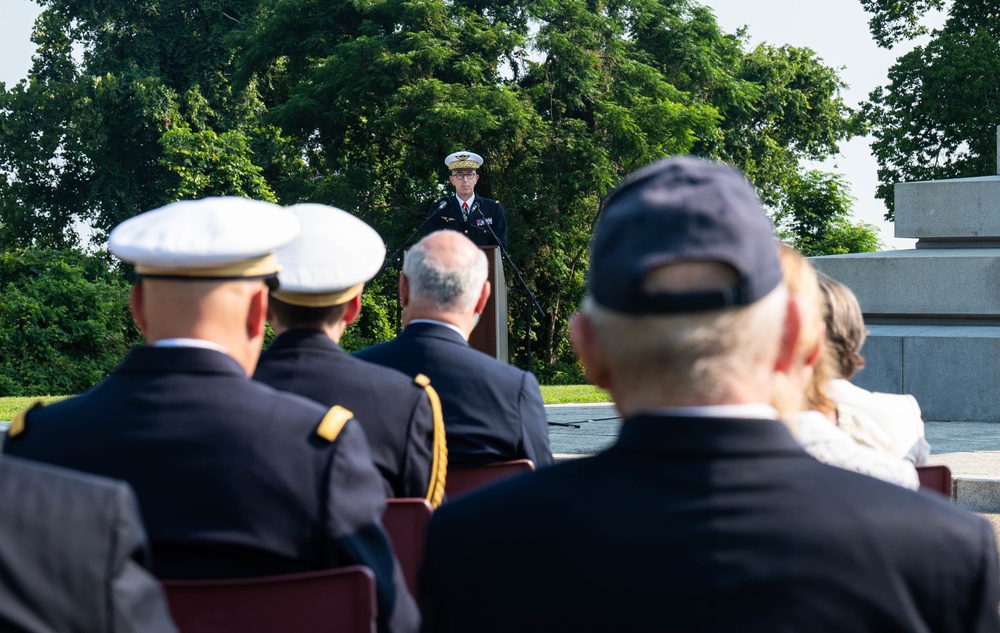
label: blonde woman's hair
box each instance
[817,271,867,379]
[774,244,835,417]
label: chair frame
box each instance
[382,497,433,596]
[916,464,953,498]
[445,459,535,500]
[162,565,376,633]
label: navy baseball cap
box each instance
[588,156,782,314]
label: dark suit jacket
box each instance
[419,414,1000,633]
[354,322,551,467]
[424,195,508,250]
[0,456,177,633]
[7,345,417,633]
[254,329,444,503]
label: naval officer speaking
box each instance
[424,151,508,251]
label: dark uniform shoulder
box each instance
[6,400,48,440]
[315,405,356,442]
[351,339,396,363]
[351,353,424,391]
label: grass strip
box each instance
[1,386,611,420]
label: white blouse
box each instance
[794,411,920,490]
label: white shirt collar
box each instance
[456,193,476,207]
[408,319,468,341]
[152,338,230,355]
[644,403,779,419]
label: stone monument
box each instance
[811,127,1000,422]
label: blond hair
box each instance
[774,244,835,417]
[817,271,866,379]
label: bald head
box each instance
[129,277,269,375]
[400,231,490,335]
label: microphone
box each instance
[471,200,482,218]
[427,199,447,219]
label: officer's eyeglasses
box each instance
[451,172,477,180]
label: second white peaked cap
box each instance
[270,203,386,307]
[109,197,299,278]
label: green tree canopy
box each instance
[863,0,1000,219]
[0,0,873,381]
[778,170,882,256]
[0,0,281,247]
[858,0,946,47]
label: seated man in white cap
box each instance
[254,203,447,507]
[424,151,508,250]
[7,197,418,633]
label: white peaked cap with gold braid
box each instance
[444,151,483,170]
[109,197,299,279]
[270,203,386,307]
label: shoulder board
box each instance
[316,405,354,442]
[8,401,45,438]
[414,373,448,508]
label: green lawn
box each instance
[0,396,66,421]
[538,385,612,404]
[0,387,610,420]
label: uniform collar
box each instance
[268,329,342,353]
[152,338,229,355]
[613,413,804,457]
[403,320,469,344]
[643,403,778,419]
[122,345,248,377]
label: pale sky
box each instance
[1,0,940,249]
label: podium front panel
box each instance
[468,246,508,363]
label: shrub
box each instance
[0,249,141,396]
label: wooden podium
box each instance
[468,246,508,363]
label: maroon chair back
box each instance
[445,459,535,500]
[162,566,376,633]
[382,498,433,596]
[917,465,953,498]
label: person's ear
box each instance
[399,274,410,307]
[344,294,363,325]
[570,312,611,389]
[775,295,803,374]
[474,280,491,315]
[246,284,268,341]
[128,284,148,337]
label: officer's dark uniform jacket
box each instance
[254,329,447,506]
[7,345,418,633]
[424,195,508,250]
[355,321,552,468]
[0,456,178,633]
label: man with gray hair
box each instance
[355,230,551,467]
[416,156,1000,632]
